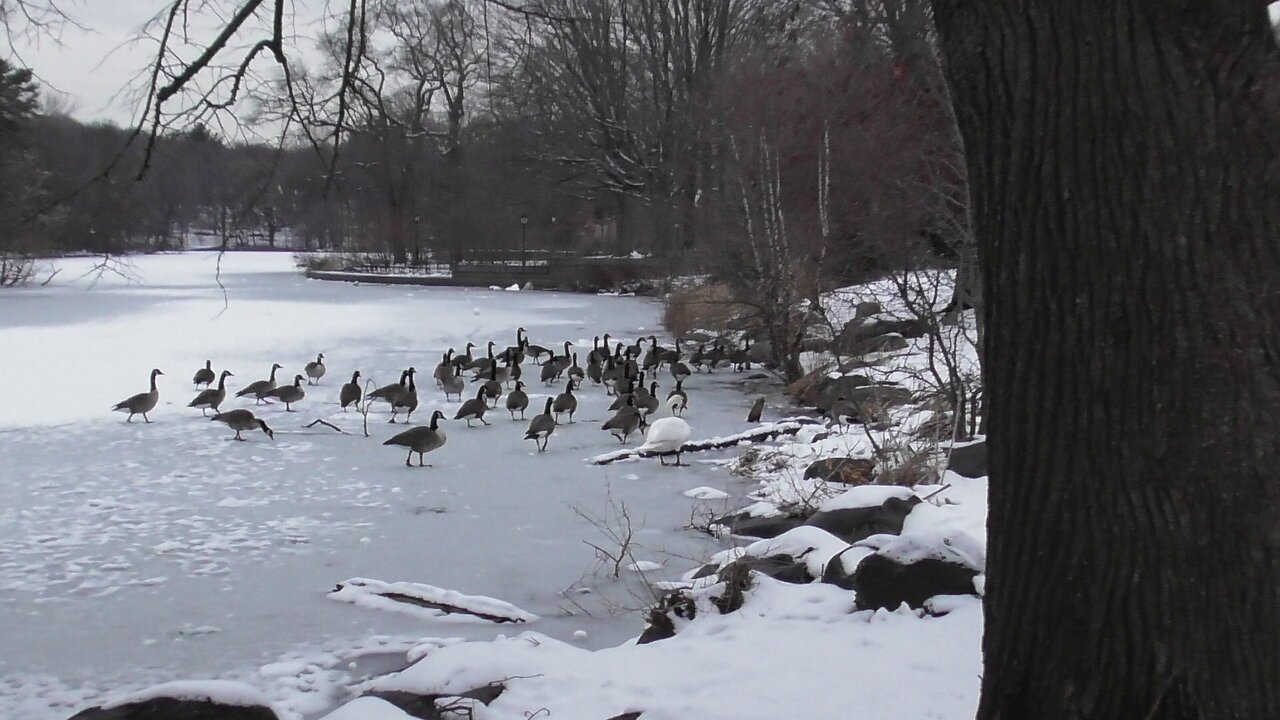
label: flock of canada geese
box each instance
[111,328,756,468]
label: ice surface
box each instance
[0,253,761,719]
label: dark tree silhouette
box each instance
[933,2,1279,718]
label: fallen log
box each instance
[588,417,827,465]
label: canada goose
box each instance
[340,371,363,411]
[690,344,708,372]
[730,338,752,371]
[601,396,643,444]
[192,360,215,388]
[433,350,454,387]
[524,398,556,452]
[506,381,529,420]
[549,341,573,376]
[369,369,409,404]
[236,363,283,404]
[188,370,233,416]
[635,381,660,416]
[481,364,503,406]
[113,368,164,423]
[389,368,418,423]
[524,332,553,365]
[304,353,326,384]
[499,328,526,365]
[553,379,578,423]
[667,380,688,416]
[601,355,622,395]
[587,336,605,365]
[454,387,491,427]
[211,408,274,441]
[539,357,560,385]
[383,410,447,467]
[567,353,585,385]
[451,342,475,370]
[827,397,859,433]
[641,337,662,371]
[442,364,465,401]
[469,341,497,374]
[670,351,692,383]
[586,353,603,385]
[267,374,307,412]
[638,396,693,466]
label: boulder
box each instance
[802,495,921,544]
[69,699,277,720]
[818,381,912,414]
[814,374,873,411]
[854,300,882,319]
[835,317,930,356]
[368,686,504,719]
[947,440,988,478]
[712,512,804,540]
[850,553,979,611]
[728,554,812,585]
[803,458,876,485]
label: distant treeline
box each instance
[2,1,966,287]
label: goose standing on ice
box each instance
[481,364,504,406]
[433,350,454,387]
[454,387,492,427]
[601,395,643,444]
[340,371,363,411]
[506,381,529,420]
[383,410,447,467]
[441,364,465,401]
[638,395,693,466]
[667,380,688,416]
[304,353,326,385]
[267,374,307,412]
[524,398,556,452]
[192,360,215,388]
[369,369,409,405]
[553,379,578,423]
[236,363,283,404]
[189,370,233,416]
[389,368,419,423]
[211,408,274,441]
[112,368,164,423]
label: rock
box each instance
[799,336,830,353]
[802,495,921,544]
[607,713,643,720]
[69,699,278,720]
[638,563,751,644]
[816,378,909,413]
[803,458,876,485]
[746,397,765,423]
[728,554,812,584]
[850,553,979,611]
[835,317,929,356]
[814,374,872,411]
[854,300,882,319]
[947,440,987,478]
[369,686,504,719]
[712,512,804,539]
[820,547,867,591]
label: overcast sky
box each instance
[9,1,329,128]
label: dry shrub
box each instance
[662,283,746,337]
[875,448,942,487]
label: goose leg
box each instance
[143,413,151,423]
[481,417,490,426]
[405,450,413,467]
[659,454,667,466]
[126,413,134,423]
[287,404,295,413]
[235,431,244,441]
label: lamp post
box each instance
[520,214,529,271]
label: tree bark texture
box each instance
[932,2,1279,718]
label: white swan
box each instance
[639,396,692,466]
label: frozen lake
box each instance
[0,253,768,718]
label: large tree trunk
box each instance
[931,2,1280,718]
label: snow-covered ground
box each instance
[0,253,770,719]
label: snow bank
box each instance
[100,679,272,710]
